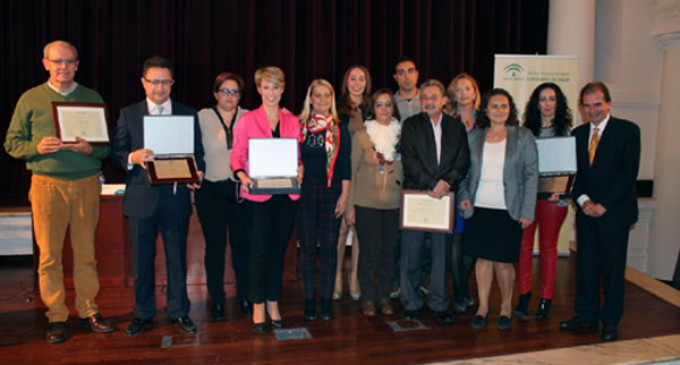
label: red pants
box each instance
[518,200,568,299]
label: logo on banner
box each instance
[504,63,525,78]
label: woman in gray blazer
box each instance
[458,88,538,330]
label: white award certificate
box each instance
[51,102,110,144]
[143,116,194,155]
[400,190,454,233]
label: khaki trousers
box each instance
[30,174,101,322]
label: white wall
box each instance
[594,0,662,180]
[594,0,680,279]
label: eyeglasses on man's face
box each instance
[47,58,77,66]
[143,78,174,87]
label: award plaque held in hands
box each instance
[536,136,577,194]
[143,115,200,184]
[248,138,300,195]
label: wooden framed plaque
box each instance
[399,190,454,233]
[146,156,200,185]
[51,102,110,144]
[538,175,575,194]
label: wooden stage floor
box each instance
[0,255,678,365]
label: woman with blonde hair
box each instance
[445,72,481,312]
[231,66,303,332]
[297,79,351,320]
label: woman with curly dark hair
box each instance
[514,83,573,320]
[459,88,538,330]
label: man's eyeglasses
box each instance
[47,58,76,66]
[143,78,174,87]
[218,88,241,96]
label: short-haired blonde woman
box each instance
[231,66,303,332]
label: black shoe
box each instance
[513,292,531,318]
[498,315,513,330]
[559,316,597,332]
[211,304,225,321]
[470,314,488,329]
[403,310,419,321]
[435,310,453,323]
[271,318,283,329]
[304,298,317,320]
[78,313,116,333]
[535,298,551,320]
[252,321,266,333]
[601,324,619,341]
[46,321,68,344]
[125,317,152,336]
[240,300,252,316]
[320,299,332,320]
[171,316,197,334]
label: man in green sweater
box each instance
[4,40,116,344]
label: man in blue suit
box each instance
[112,56,204,336]
[560,81,640,341]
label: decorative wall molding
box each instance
[653,0,680,37]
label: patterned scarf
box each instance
[301,113,339,187]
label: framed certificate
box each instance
[51,102,110,144]
[399,190,454,233]
[248,138,300,194]
[146,156,200,184]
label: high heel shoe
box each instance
[270,318,283,329]
[348,273,360,301]
[252,321,266,333]
[350,290,361,301]
[535,298,551,320]
[266,301,284,329]
[332,291,342,301]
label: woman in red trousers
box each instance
[514,82,573,320]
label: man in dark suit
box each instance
[400,79,469,322]
[112,56,204,336]
[560,81,640,341]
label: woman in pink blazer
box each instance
[231,66,302,332]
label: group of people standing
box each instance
[5,40,639,345]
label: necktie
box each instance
[589,126,599,165]
[155,105,164,115]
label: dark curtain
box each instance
[0,0,548,205]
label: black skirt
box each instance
[462,207,522,263]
